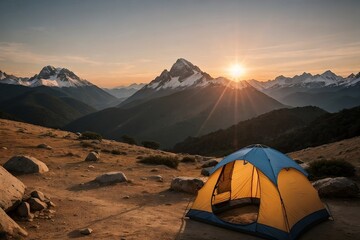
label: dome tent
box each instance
[186,144,330,240]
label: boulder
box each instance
[95,172,127,185]
[16,202,33,219]
[37,143,52,150]
[0,208,28,238]
[312,177,360,198]
[300,162,310,170]
[28,197,47,211]
[3,155,49,174]
[0,166,26,212]
[201,167,213,176]
[80,228,93,235]
[170,177,205,194]
[148,175,163,182]
[85,152,100,162]
[201,159,219,168]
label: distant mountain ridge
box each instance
[247,70,360,112]
[104,83,146,99]
[0,67,118,109]
[0,66,93,88]
[248,70,360,90]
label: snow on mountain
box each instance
[248,70,360,90]
[145,58,247,90]
[0,66,93,88]
[28,66,93,87]
[0,70,30,86]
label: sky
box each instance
[0,0,359,87]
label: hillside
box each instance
[66,85,285,148]
[288,136,360,168]
[0,91,96,128]
[173,106,327,156]
[0,119,359,240]
[272,106,360,153]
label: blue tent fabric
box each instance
[209,145,307,185]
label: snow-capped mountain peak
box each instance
[0,66,92,88]
[28,66,92,88]
[144,58,248,91]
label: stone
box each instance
[170,177,205,194]
[148,175,163,182]
[37,143,52,150]
[1,147,7,150]
[95,172,127,185]
[16,202,33,219]
[312,177,360,198]
[31,190,46,202]
[28,197,47,211]
[75,132,81,137]
[201,167,213,176]
[0,166,26,212]
[201,159,219,168]
[150,168,159,172]
[85,151,100,162]
[3,155,49,174]
[0,208,28,238]
[80,228,93,235]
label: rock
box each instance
[148,175,163,182]
[0,208,28,238]
[0,166,26,212]
[170,177,205,194]
[95,172,127,185]
[75,132,81,137]
[88,165,95,169]
[150,168,159,172]
[80,228,93,235]
[201,167,213,176]
[28,197,47,211]
[85,151,100,162]
[3,155,49,174]
[201,159,219,168]
[37,143,52,150]
[1,147,7,150]
[31,190,46,202]
[17,202,33,219]
[312,177,360,198]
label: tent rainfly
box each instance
[186,144,330,240]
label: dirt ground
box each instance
[0,119,359,240]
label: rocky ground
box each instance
[0,119,359,240]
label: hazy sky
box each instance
[0,0,359,87]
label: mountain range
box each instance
[66,58,285,148]
[0,66,119,110]
[1,58,359,149]
[247,71,360,112]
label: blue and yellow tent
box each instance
[186,145,330,240]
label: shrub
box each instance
[181,156,197,163]
[80,131,102,141]
[307,159,356,179]
[122,135,137,145]
[138,155,179,169]
[111,149,126,155]
[141,141,160,150]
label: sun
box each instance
[229,64,246,80]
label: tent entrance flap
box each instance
[212,160,260,225]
